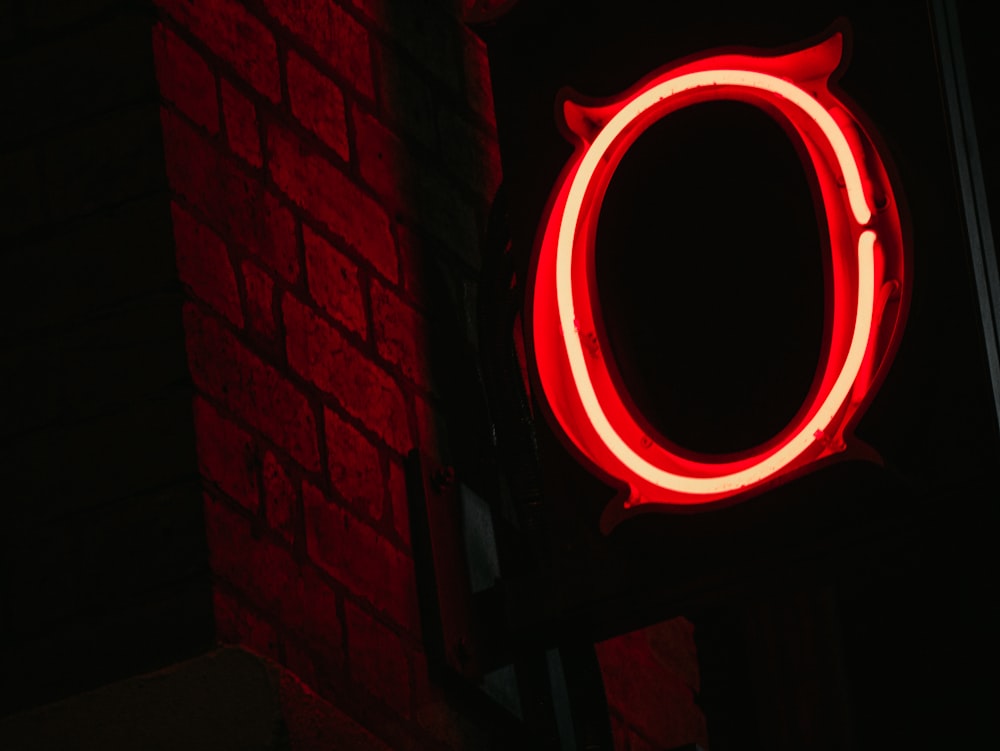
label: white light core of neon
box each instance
[556,69,876,496]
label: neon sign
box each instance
[528,32,909,524]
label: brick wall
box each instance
[153,0,506,747]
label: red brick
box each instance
[283,294,411,455]
[213,587,280,660]
[287,50,349,161]
[185,302,321,471]
[207,499,345,669]
[304,225,366,337]
[303,481,419,635]
[161,109,300,282]
[263,449,296,544]
[193,396,258,511]
[156,0,280,102]
[152,22,218,133]
[388,459,410,548]
[172,201,243,328]
[262,0,373,98]
[267,124,396,282]
[253,192,300,283]
[162,105,249,224]
[370,277,430,390]
[240,259,277,339]
[205,494,300,621]
[325,407,382,520]
[301,565,344,664]
[345,599,411,716]
[221,79,262,167]
[350,107,404,212]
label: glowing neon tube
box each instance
[528,32,909,517]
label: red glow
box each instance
[528,32,909,522]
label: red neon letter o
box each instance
[528,32,909,523]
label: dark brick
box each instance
[283,294,411,455]
[303,482,419,635]
[352,107,479,268]
[162,109,300,282]
[262,449,296,544]
[300,565,344,668]
[388,459,410,548]
[213,587,280,660]
[436,107,502,201]
[415,394,451,465]
[325,407,382,520]
[172,201,243,328]
[370,277,431,390]
[609,711,628,751]
[629,728,659,751]
[205,495,300,619]
[156,0,280,102]
[287,50,349,162]
[396,223,431,302]
[161,104,251,230]
[304,225,366,337]
[254,192,300,283]
[240,259,277,340]
[193,396,258,512]
[349,0,461,92]
[221,79,263,168]
[184,302,321,471]
[647,618,701,693]
[262,0,373,98]
[0,147,43,236]
[345,600,411,717]
[458,22,497,126]
[206,498,345,670]
[595,628,708,750]
[267,124,396,282]
[374,42,436,149]
[42,104,165,222]
[152,22,219,133]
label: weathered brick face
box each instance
[154,0,502,746]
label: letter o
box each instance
[527,32,909,523]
